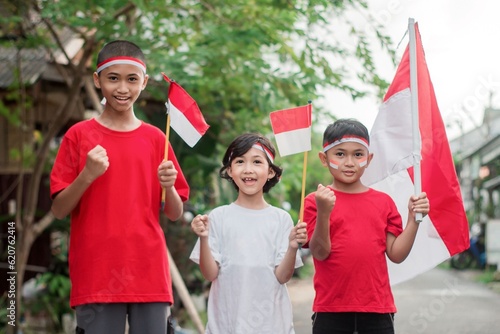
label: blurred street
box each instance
[288,266,500,334]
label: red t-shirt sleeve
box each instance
[386,197,403,237]
[50,130,79,199]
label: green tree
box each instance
[1,0,394,330]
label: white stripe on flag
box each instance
[362,88,420,186]
[274,127,311,157]
[370,170,450,285]
[168,100,202,148]
[364,88,450,286]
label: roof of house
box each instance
[0,46,48,88]
[449,108,500,160]
[0,18,83,89]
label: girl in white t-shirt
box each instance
[190,133,307,334]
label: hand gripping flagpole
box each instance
[409,18,423,223]
[161,73,206,333]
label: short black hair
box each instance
[220,133,283,193]
[323,118,369,147]
[96,40,146,68]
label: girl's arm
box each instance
[309,184,336,261]
[386,192,430,263]
[275,222,307,284]
[199,237,219,281]
[51,145,109,219]
[191,214,219,281]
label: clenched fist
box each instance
[315,184,336,214]
[85,145,109,181]
[191,214,209,238]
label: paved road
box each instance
[288,273,315,332]
[288,267,500,334]
[393,268,500,334]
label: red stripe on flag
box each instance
[269,105,311,134]
[169,82,209,135]
[164,76,209,137]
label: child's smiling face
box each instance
[227,147,275,197]
[320,141,373,186]
[93,63,148,114]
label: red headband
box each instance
[96,56,146,74]
[323,135,369,152]
[252,144,274,163]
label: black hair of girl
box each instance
[219,133,283,193]
[322,118,370,146]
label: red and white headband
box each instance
[323,135,369,152]
[96,56,147,74]
[252,144,274,163]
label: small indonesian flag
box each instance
[269,104,312,156]
[163,73,209,147]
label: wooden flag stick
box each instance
[161,110,171,211]
[298,101,312,224]
[298,150,308,223]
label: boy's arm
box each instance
[191,214,219,281]
[163,186,183,221]
[386,192,430,263]
[158,160,183,220]
[275,222,307,284]
[309,184,335,261]
[51,145,109,219]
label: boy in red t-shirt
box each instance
[303,119,429,334]
[50,40,189,334]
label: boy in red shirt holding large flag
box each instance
[303,119,429,334]
[50,40,189,334]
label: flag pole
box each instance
[298,150,308,223]
[161,109,171,211]
[409,18,423,222]
[298,102,312,224]
[161,72,173,211]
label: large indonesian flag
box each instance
[269,104,312,156]
[163,73,209,147]
[361,23,469,285]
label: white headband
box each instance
[323,136,369,152]
[96,56,146,74]
[252,144,274,163]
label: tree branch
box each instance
[24,37,97,220]
[33,211,55,236]
[41,17,74,71]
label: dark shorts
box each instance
[75,302,170,334]
[312,312,395,334]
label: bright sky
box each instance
[320,0,500,140]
